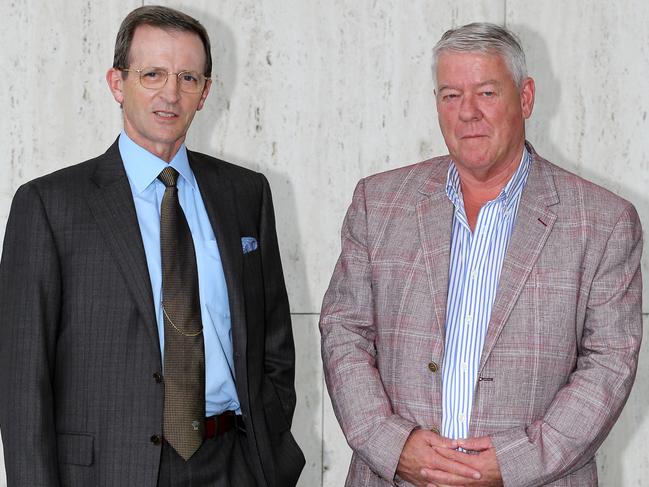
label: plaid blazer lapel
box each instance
[416,158,454,343]
[478,149,560,373]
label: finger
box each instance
[434,446,481,469]
[456,436,491,452]
[433,447,483,476]
[426,432,459,450]
[428,450,482,479]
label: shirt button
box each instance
[470,270,478,280]
[153,372,163,383]
[461,362,468,372]
[150,434,161,445]
[428,362,439,373]
[465,315,473,325]
[459,413,466,423]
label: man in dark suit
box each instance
[0,6,304,487]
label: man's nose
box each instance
[159,74,181,102]
[458,94,482,122]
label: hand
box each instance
[421,436,503,487]
[396,429,482,487]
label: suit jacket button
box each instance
[430,426,440,435]
[150,434,161,445]
[153,372,163,383]
[428,362,439,373]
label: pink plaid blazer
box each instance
[319,145,642,486]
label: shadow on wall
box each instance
[518,24,649,218]
[179,8,319,486]
[515,24,648,486]
[183,8,238,135]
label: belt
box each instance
[204,411,243,439]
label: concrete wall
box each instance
[1,1,648,485]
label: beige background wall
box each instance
[1,1,648,485]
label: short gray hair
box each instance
[432,22,527,89]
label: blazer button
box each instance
[430,426,440,435]
[150,434,161,445]
[153,372,163,383]
[428,362,439,373]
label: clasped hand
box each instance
[396,430,503,487]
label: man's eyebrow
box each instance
[437,79,501,92]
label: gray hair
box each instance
[113,5,212,77]
[432,22,527,89]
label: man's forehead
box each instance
[437,49,506,66]
[127,25,205,63]
[436,51,513,85]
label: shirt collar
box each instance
[445,146,531,211]
[118,131,197,194]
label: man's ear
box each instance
[106,68,125,106]
[520,77,535,119]
[196,78,212,111]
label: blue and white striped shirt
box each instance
[441,149,532,439]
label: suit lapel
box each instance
[188,153,247,385]
[86,140,158,350]
[416,159,454,341]
[478,151,559,372]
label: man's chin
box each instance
[452,149,491,169]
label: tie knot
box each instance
[158,166,179,188]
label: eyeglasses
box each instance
[120,67,210,94]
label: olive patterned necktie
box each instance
[158,166,205,461]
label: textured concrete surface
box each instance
[1,2,648,486]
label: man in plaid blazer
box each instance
[320,23,642,487]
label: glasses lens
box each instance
[178,71,204,93]
[139,68,167,89]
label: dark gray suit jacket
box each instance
[0,140,305,486]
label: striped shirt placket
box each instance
[441,149,532,440]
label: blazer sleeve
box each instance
[491,203,643,486]
[258,174,297,423]
[320,179,418,482]
[0,183,62,486]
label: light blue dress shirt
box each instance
[119,132,240,416]
[441,148,531,439]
